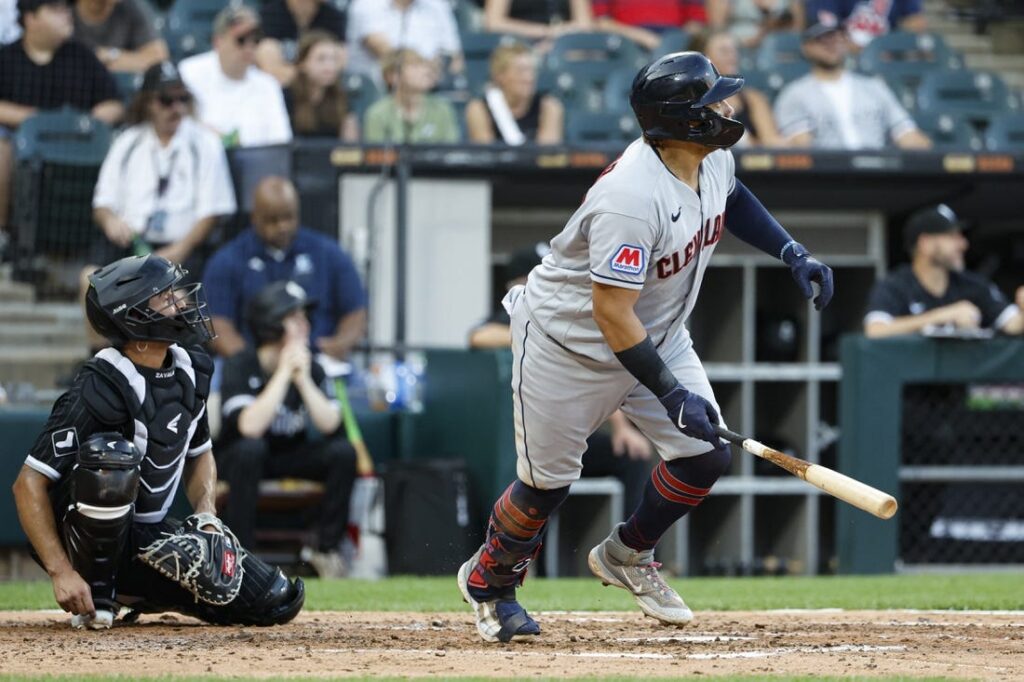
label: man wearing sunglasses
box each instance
[83,60,236,354]
[179,5,292,148]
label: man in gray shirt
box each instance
[73,0,168,74]
[773,19,931,150]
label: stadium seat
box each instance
[984,112,1024,152]
[754,31,805,73]
[227,145,293,213]
[653,29,690,57]
[916,69,1019,124]
[164,0,228,61]
[113,71,144,107]
[546,32,647,73]
[459,32,521,93]
[11,109,112,274]
[858,31,963,78]
[340,71,382,118]
[602,65,637,114]
[565,110,640,144]
[746,63,810,102]
[912,111,983,150]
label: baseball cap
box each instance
[17,0,68,15]
[141,61,186,93]
[903,204,965,251]
[505,242,550,283]
[802,16,844,42]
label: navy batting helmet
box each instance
[630,51,745,148]
[86,255,215,347]
[246,280,316,346]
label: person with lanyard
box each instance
[863,204,1024,338]
[82,60,236,354]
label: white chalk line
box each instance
[615,635,756,643]
[316,643,906,662]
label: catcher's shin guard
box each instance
[191,552,305,626]
[63,435,142,611]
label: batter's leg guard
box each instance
[62,435,143,623]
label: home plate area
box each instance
[0,609,1021,678]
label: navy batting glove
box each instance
[782,242,834,310]
[658,385,721,446]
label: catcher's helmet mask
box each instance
[86,255,216,347]
[631,51,746,149]
[246,280,317,346]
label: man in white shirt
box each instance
[178,5,292,147]
[346,0,462,86]
[85,60,236,351]
[773,19,931,150]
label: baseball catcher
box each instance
[12,254,304,629]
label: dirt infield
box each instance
[0,609,1021,679]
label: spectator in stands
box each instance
[483,0,592,46]
[179,5,292,148]
[465,41,562,145]
[863,204,1024,338]
[346,0,462,86]
[217,280,357,578]
[593,0,707,51]
[363,48,460,144]
[285,29,359,140]
[203,176,367,359]
[469,242,653,516]
[0,0,122,238]
[692,29,783,147]
[256,0,346,86]
[773,19,931,149]
[706,0,804,48]
[807,0,925,49]
[72,0,169,73]
[1,2,22,44]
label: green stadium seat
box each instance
[754,31,805,73]
[340,71,382,117]
[984,112,1024,152]
[747,63,810,102]
[11,109,112,274]
[113,71,144,107]
[912,111,983,150]
[565,110,640,144]
[602,65,637,114]
[546,32,647,73]
[653,29,690,58]
[858,31,963,79]
[459,32,521,93]
[164,0,230,61]
[916,69,1019,124]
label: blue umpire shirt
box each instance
[203,227,367,346]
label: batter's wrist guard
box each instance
[614,335,678,399]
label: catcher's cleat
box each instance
[457,547,540,643]
[71,608,115,630]
[588,523,693,625]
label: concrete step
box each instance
[0,280,35,304]
[0,302,82,326]
[966,53,1024,74]
[0,323,87,345]
[946,32,996,55]
[0,346,88,391]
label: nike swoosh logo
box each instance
[670,207,681,222]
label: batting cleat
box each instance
[457,547,541,643]
[588,524,693,625]
[71,608,115,630]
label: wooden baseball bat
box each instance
[714,426,897,520]
[333,377,375,476]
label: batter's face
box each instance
[707,98,735,120]
[919,230,968,272]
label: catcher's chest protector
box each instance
[87,346,211,523]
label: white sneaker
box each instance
[302,548,348,579]
[588,524,693,625]
[71,608,115,630]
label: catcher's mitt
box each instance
[138,513,245,605]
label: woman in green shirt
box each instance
[363,48,461,144]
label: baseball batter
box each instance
[458,52,834,643]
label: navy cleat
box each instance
[457,545,541,643]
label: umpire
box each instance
[216,281,358,578]
[12,255,304,629]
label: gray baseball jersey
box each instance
[509,138,733,488]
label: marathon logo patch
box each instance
[610,244,645,276]
[51,427,78,458]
